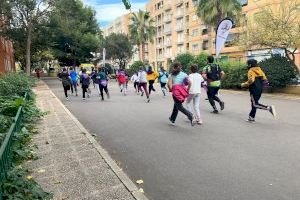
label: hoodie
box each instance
[242,66,267,95]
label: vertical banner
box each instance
[215,18,233,58]
[102,48,106,67]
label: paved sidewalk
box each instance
[29,81,146,200]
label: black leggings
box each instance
[63,86,68,97]
[99,84,108,99]
[148,80,155,94]
[207,86,221,109]
[82,85,88,98]
[170,96,193,122]
[250,94,268,118]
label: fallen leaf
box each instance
[38,169,46,173]
[27,176,33,180]
[54,180,62,184]
[136,180,144,184]
[138,188,144,193]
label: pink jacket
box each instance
[172,85,189,102]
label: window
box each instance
[202,40,209,50]
[225,33,237,47]
[202,26,208,35]
[177,45,184,54]
[192,43,199,51]
[239,0,248,6]
[192,29,199,37]
[178,33,183,43]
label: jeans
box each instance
[160,82,167,96]
[95,83,100,95]
[249,93,268,118]
[170,96,193,122]
[82,85,88,98]
[148,80,156,94]
[139,82,149,98]
[186,93,201,121]
[70,80,77,94]
[207,86,221,109]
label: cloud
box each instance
[83,0,147,27]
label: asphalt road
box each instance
[44,78,300,200]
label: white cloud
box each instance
[83,0,146,26]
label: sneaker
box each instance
[169,117,175,125]
[147,98,150,103]
[197,118,203,125]
[220,101,225,110]
[76,93,78,96]
[269,105,277,118]
[66,97,69,101]
[248,117,255,122]
[189,117,196,127]
[101,98,104,101]
[83,98,86,101]
[211,109,219,114]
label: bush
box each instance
[128,61,144,76]
[220,62,247,89]
[174,53,194,73]
[194,52,209,72]
[259,55,297,88]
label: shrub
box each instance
[259,55,297,88]
[174,53,194,73]
[194,52,209,72]
[220,62,247,89]
[128,61,144,76]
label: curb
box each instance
[42,81,149,200]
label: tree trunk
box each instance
[141,42,145,62]
[138,44,142,61]
[26,24,33,75]
[285,48,299,73]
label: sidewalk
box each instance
[29,81,147,200]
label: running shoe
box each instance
[66,97,69,101]
[169,117,175,125]
[211,109,219,114]
[147,98,150,103]
[269,105,277,118]
[220,101,225,110]
[247,116,255,123]
[141,91,144,97]
[190,117,196,127]
[82,98,86,101]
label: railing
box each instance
[0,93,27,200]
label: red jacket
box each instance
[172,85,189,102]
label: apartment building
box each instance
[103,13,131,37]
[145,0,300,70]
[0,36,15,73]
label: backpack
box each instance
[206,64,221,81]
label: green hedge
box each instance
[220,62,247,89]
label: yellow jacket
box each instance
[242,67,267,88]
[147,71,159,81]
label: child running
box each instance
[117,70,127,95]
[167,62,195,126]
[241,59,277,122]
[69,67,78,96]
[159,67,169,97]
[138,67,150,103]
[130,72,139,93]
[186,64,204,125]
[58,68,71,100]
[97,67,110,101]
[80,69,90,100]
[147,66,159,95]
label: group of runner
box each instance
[58,55,277,125]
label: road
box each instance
[44,78,300,200]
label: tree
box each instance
[196,0,242,27]
[194,52,209,71]
[239,0,300,72]
[128,61,144,76]
[129,10,156,61]
[101,33,133,69]
[174,53,195,73]
[49,0,101,66]
[0,0,54,75]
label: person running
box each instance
[138,67,150,103]
[168,62,195,126]
[131,72,139,93]
[58,68,71,100]
[97,67,110,101]
[147,66,159,95]
[241,59,277,122]
[202,56,225,114]
[69,67,78,96]
[186,64,204,125]
[80,69,90,100]
[159,67,169,97]
[117,70,127,95]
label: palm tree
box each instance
[129,10,156,62]
[196,0,242,27]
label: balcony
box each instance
[156,43,163,49]
[157,20,163,26]
[177,0,183,6]
[165,41,172,47]
[177,41,184,45]
[176,13,184,19]
[157,31,163,37]
[165,30,172,35]
[164,4,172,11]
[165,53,172,58]
[165,16,172,23]
[176,26,184,32]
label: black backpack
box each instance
[206,64,221,81]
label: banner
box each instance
[215,18,233,58]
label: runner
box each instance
[202,56,225,114]
[241,59,277,122]
[58,68,71,100]
[69,67,78,96]
[117,70,127,95]
[93,68,101,96]
[167,62,195,126]
[130,72,139,93]
[147,66,159,95]
[97,67,110,101]
[186,64,204,125]
[80,68,90,100]
[138,67,150,103]
[159,67,169,97]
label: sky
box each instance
[82,0,148,28]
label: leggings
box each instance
[170,96,193,122]
[250,94,268,118]
[139,82,149,98]
[207,86,221,109]
[148,80,155,94]
[63,86,68,98]
[82,85,88,98]
[99,84,108,99]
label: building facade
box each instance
[0,36,15,73]
[103,13,131,37]
[145,0,300,70]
